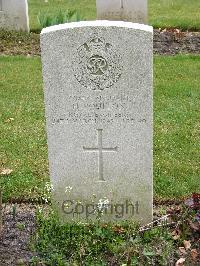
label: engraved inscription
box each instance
[51,92,148,125]
[83,129,118,181]
[73,36,123,90]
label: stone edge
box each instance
[41,20,153,35]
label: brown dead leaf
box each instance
[112,225,125,234]
[183,240,191,250]
[191,249,198,261]
[172,229,181,240]
[173,235,180,240]
[167,206,181,215]
[185,193,200,209]
[189,220,200,232]
[5,118,14,123]
[101,223,108,228]
[175,258,185,266]
[175,29,181,34]
[179,247,186,255]
[0,168,13,175]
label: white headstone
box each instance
[40,21,153,224]
[96,0,147,24]
[0,0,29,32]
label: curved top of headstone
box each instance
[41,20,153,35]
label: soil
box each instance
[0,204,37,266]
[0,202,199,266]
[0,31,40,57]
[0,29,200,56]
[154,29,200,55]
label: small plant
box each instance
[30,194,200,265]
[16,222,25,231]
[37,9,84,29]
[31,207,175,265]
[12,204,17,221]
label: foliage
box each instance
[30,196,200,265]
[30,208,174,265]
[37,9,84,29]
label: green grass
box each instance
[31,209,175,265]
[30,203,198,265]
[149,0,200,30]
[154,55,200,199]
[0,56,48,202]
[28,0,200,31]
[28,0,96,32]
[0,55,200,202]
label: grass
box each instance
[149,0,200,30]
[28,0,200,31]
[0,55,200,202]
[154,55,200,199]
[30,202,199,265]
[28,0,96,32]
[0,56,48,202]
[31,209,175,265]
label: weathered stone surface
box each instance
[0,0,29,32]
[96,0,147,24]
[41,21,153,224]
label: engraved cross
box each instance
[83,129,118,181]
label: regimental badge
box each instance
[72,36,123,90]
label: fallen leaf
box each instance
[191,249,198,260]
[5,118,14,123]
[179,247,186,255]
[101,223,108,228]
[112,225,125,234]
[0,168,13,175]
[167,206,181,215]
[175,258,185,266]
[192,193,200,208]
[189,220,200,232]
[183,240,191,250]
[175,29,181,34]
[172,229,181,240]
[185,198,194,208]
[185,193,200,209]
[195,213,200,222]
